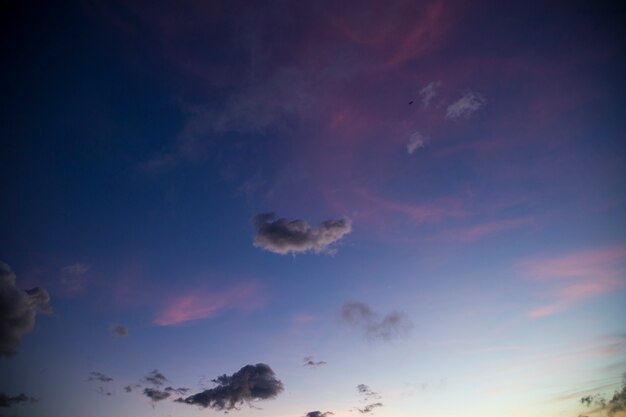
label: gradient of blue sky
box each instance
[1,1,625,416]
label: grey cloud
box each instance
[357,384,381,400]
[419,81,441,107]
[124,384,141,393]
[88,371,113,383]
[112,324,128,337]
[446,91,486,119]
[143,388,170,402]
[0,261,51,357]
[358,403,383,414]
[305,412,333,417]
[165,386,190,395]
[253,213,352,255]
[0,393,37,408]
[178,363,283,410]
[144,369,167,387]
[303,356,327,367]
[342,302,413,341]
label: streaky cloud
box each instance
[253,213,352,255]
[419,81,441,107]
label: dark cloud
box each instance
[143,388,170,402]
[303,356,327,367]
[165,386,190,395]
[111,324,128,337]
[580,374,626,416]
[178,363,283,410]
[445,91,486,119]
[124,384,141,393]
[357,384,381,400]
[358,403,383,414]
[253,213,352,255]
[144,369,167,387]
[0,262,51,357]
[88,371,113,383]
[305,412,333,417]
[0,393,37,408]
[341,302,412,341]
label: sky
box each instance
[1,1,625,416]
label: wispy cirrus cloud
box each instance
[419,81,441,107]
[446,91,486,119]
[154,282,263,326]
[521,245,626,318]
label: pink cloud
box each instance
[154,282,263,326]
[523,245,626,318]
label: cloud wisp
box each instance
[446,91,486,119]
[419,81,441,107]
[303,356,327,368]
[178,363,284,410]
[305,412,334,417]
[253,213,352,255]
[60,263,90,295]
[356,384,383,414]
[579,373,626,416]
[0,261,51,357]
[341,302,413,341]
[406,131,427,154]
[154,282,262,326]
[522,245,626,318]
[111,324,129,337]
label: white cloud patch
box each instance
[406,132,427,154]
[419,81,441,107]
[446,91,486,119]
[253,213,352,255]
[60,263,90,294]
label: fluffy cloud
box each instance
[178,363,283,410]
[446,91,486,119]
[341,302,413,341]
[406,131,427,154]
[0,392,37,407]
[419,81,441,107]
[0,261,51,357]
[253,213,352,255]
[303,356,327,367]
[305,412,333,417]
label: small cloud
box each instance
[143,388,170,402]
[358,402,383,414]
[579,373,626,416]
[88,371,113,383]
[0,261,52,357]
[303,356,327,367]
[253,213,352,255]
[124,384,141,393]
[305,412,334,417]
[0,392,37,407]
[446,91,486,119]
[165,386,190,395]
[144,370,167,387]
[419,81,441,107]
[60,263,90,294]
[111,324,129,337]
[178,363,283,410]
[357,384,381,400]
[406,131,427,154]
[341,302,413,341]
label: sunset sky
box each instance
[1,1,625,416]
